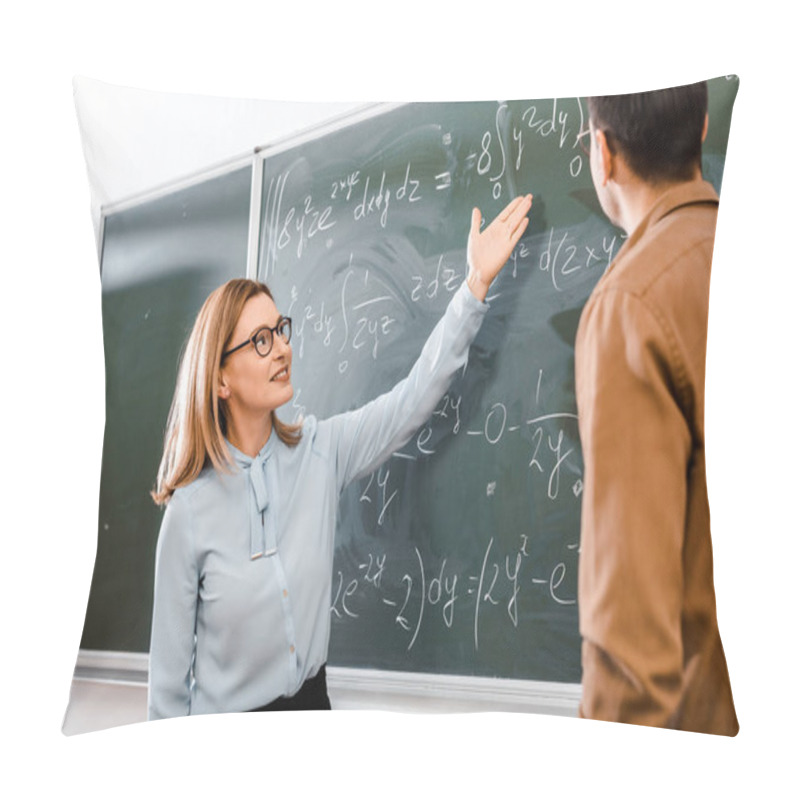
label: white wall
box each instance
[73,76,362,240]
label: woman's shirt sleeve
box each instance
[147,490,199,719]
[327,280,487,492]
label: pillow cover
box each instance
[64,76,739,735]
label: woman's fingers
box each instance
[465,194,532,301]
[469,206,482,238]
[498,193,526,222]
[501,194,533,234]
[474,193,533,240]
[509,213,530,242]
[468,194,532,271]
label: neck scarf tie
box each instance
[232,442,279,561]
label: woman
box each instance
[147,195,532,719]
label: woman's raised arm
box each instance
[321,195,533,491]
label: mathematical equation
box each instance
[335,382,583,656]
[260,99,595,278]
[472,97,590,199]
[382,390,583,500]
[284,219,620,387]
[331,531,578,653]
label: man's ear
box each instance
[595,129,614,186]
[702,113,709,143]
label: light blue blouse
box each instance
[147,280,487,718]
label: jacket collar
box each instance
[612,179,719,270]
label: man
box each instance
[575,82,738,735]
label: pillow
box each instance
[64,76,739,736]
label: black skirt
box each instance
[249,665,331,712]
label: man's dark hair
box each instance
[587,81,708,184]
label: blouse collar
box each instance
[226,431,276,468]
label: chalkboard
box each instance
[256,80,738,682]
[82,78,738,687]
[80,165,252,651]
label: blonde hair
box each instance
[152,279,302,506]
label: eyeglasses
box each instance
[576,128,592,157]
[222,317,292,360]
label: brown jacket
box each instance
[575,179,738,735]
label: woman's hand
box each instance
[466,194,533,302]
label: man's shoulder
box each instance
[605,190,717,301]
[578,183,717,361]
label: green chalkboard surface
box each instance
[80,166,252,651]
[256,80,738,682]
[82,77,738,688]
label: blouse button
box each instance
[283,589,288,598]
[290,645,295,654]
